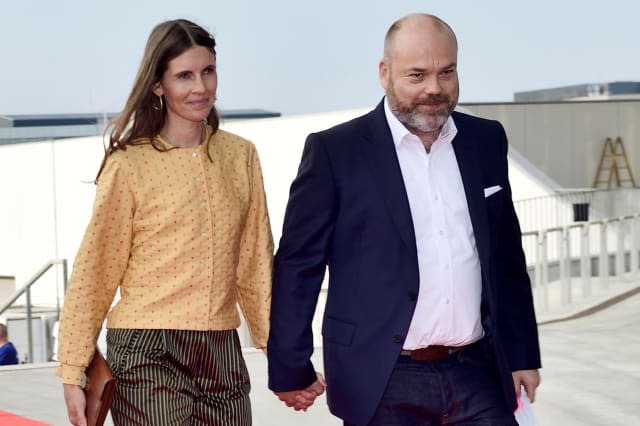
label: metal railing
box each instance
[514,188,640,233]
[522,214,640,314]
[0,259,68,363]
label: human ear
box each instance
[152,82,163,97]
[379,60,390,91]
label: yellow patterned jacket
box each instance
[56,126,273,385]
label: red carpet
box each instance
[0,410,51,425]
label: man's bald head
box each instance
[383,14,458,66]
[378,13,460,145]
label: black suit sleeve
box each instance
[267,132,337,391]
[494,124,542,371]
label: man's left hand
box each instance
[512,369,540,403]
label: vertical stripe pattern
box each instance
[107,328,251,425]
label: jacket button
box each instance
[408,291,417,301]
[393,335,403,344]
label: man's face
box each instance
[380,24,459,134]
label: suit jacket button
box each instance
[393,335,403,344]
[408,291,417,301]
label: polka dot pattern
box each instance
[56,127,274,385]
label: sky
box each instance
[1,0,638,116]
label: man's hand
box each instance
[274,372,327,411]
[63,383,87,426]
[512,369,540,403]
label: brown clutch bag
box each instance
[84,346,116,426]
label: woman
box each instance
[57,19,273,425]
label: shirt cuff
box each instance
[56,363,86,386]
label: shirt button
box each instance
[439,230,444,236]
[200,201,206,208]
[192,152,198,158]
[393,335,403,344]
[446,299,450,305]
[201,232,207,238]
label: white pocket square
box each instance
[484,185,502,198]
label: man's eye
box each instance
[203,66,216,75]
[409,73,423,79]
[178,72,191,79]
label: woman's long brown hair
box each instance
[96,19,219,182]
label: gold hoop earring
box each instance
[153,94,164,111]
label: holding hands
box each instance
[274,372,327,411]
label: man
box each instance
[268,13,541,425]
[0,323,19,365]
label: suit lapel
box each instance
[361,102,418,259]
[358,105,493,268]
[451,117,491,272]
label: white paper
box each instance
[514,385,537,426]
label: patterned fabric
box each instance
[107,328,251,425]
[56,126,273,385]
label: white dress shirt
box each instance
[384,99,484,349]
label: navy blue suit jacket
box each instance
[268,100,541,425]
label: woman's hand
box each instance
[63,383,87,426]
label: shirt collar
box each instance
[383,97,457,148]
[153,123,213,149]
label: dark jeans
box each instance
[346,341,517,426]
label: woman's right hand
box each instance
[63,383,87,426]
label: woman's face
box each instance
[153,45,217,125]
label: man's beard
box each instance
[389,92,453,133]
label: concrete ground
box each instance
[534,289,640,424]
[1,287,639,425]
[0,351,337,426]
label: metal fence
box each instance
[522,214,640,316]
[0,259,68,363]
[514,188,640,233]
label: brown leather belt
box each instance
[400,345,466,361]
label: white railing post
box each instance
[539,230,549,312]
[533,231,542,297]
[560,226,571,305]
[633,214,640,280]
[581,223,591,298]
[616,217,625,281]
[600,220,609,289]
